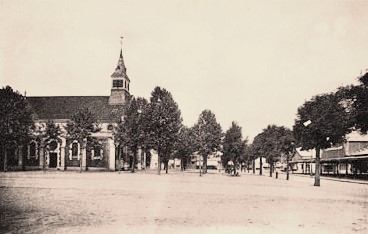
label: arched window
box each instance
[92,142,103,160]
[94,145,101,157]
[68,141,80,160]
[30,142,37,157]
[28,140,38,159]
[72,142,79,158]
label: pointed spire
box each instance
[120,36,123,58]
[111,37,128,79]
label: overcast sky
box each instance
[1,0,368,142]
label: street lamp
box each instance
[302,119,322,186]
[303,120,312,127]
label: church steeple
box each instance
[109,38,130,105]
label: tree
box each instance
[175,126,196,171]
[293,93,351,186]
[0,86,34,172]
[114,97,148,172]
[338,72,368,134]
[252,132,266,176]
[65,108,100,172]
[252,125,294,177]
[222,122,246,175]
[243,145,256,174]
[36,120,62,171]
[274,126,294,180]
[145,87,182,175]
[193,110,223,174]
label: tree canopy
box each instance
[0,86,34,171]
[338,72,368,134]
[175,126,196,171]
[114,97,148,172]
[66,108,100,143]
[65,108,100,171]
[252,125,294,176]
[293,92,351,186]
[193,109,223,174]
[0,86,34,147]
[145,86,182,174]
[293,93,351,150]
[222,122,246,174]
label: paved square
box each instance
[1,171,367,233]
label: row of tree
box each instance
[0,85,247,175]
[2,71,367,181]
[114,87,228,175]
[247,71,368,186]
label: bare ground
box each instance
[0,170,367,234]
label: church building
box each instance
[7,44,132,171]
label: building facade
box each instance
[3,47,133,171]
[290,131,368,178]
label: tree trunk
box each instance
[286,153,290,180]
[118,146,121,174]
[79,147,82,173]
[314,147,321,186]
[3,146,7,172]
[203,155,207,174]
[259,156,263,175]
[269,159,273,177]
[165,160,168,174]
[181,157,184,171]
[157,150,161,175]
[43,143,46,173]
[131,149,136,173]
[252,159,255,174]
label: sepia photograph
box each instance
[1,0,368,233]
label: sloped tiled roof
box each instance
[27,96,125,122]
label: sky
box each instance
[1,0,368,142]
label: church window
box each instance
[92,142,103,160]
[29,141,37,158]
[72,142,79,158]
[94,145,101,157]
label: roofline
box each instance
[27,95,110,98]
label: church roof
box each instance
[111,49,130,81]
[27,96,125,122]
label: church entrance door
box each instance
[49,153,57,168]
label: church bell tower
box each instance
[109,38,130,105]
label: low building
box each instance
[290,131,368,177]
